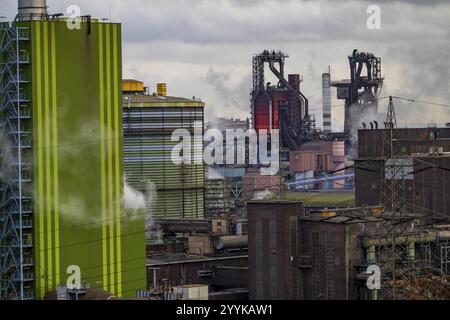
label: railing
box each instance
[9,191,32,199]
[23,258,34,266]
[23,292,34,300]
[20,140,32,148]
[15,220,32,228]
[7,109,31,119]
[10,93,28,102]
[14,273,34,281]
[6,125,28,135]
[11,240,33,247]
[12,74,27,82]
[21,173,32,181]
[6,204,33,214]
[8,52,29,64]
[17,30,30,40]
[23,273,34,281]
[19,52,29,63]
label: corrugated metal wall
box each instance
[123,105,205,219]
[356,127,450,218]
[248,201,303,300]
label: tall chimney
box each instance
[17,0,48,21]
[322,70,332,134]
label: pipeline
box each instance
[214,235,248,251]
[362,232,437,249]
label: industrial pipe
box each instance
[268,60,310,120]
[213,235,248,251]
[408,242,416,260]
[155,219,211,234]
[362,233,437,249]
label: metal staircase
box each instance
[0,23,34,300]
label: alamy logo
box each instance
[171,122,280,176]
[366,265,381,290]
[66,5,82,30]
[367,5,381,30]
[66,265,81,290]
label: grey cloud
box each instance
[205,68,251,118]
[1,0,449,126]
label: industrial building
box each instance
[146,253,248,293]
[122,80,205,220]
[205,178,230,217]
[205,117,249,214]
[289,140,347,190]
[142,214,249,300]
[242,169,281,200]
[206,117,249,132]
[247,200,450,300]
[0,1,146,300]
[250,50,318,159]
[298,208,381,300]
[247,201,303,300]
[355,126,450,218]
[331,50,384,137]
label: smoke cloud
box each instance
[205,67,251,120]
[123,178,161,241]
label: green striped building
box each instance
[0,19,145,300]
[123,83,205,220]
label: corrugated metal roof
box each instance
[124,93,204,106]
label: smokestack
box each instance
[17,0,47,21]
[322,71,332,134]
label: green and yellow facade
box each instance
[1,19,145,299]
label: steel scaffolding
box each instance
[0,23,33,300]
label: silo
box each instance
[17,0,48,21]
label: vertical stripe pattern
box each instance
[33,21,60,298]
[51,21,61,287]
[31,21,124,298]
[98,22,123,296]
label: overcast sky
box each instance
[2,0,450,129]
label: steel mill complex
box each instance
[0,0,449,302]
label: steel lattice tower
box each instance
[0,23,33,300]
[373,97,433,300]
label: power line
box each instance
[392,96,450,109]
[32,226,150,254]
[33,259,149,293]
[24,206,151,237]
[308,95,450,114]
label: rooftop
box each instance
[247,200,303,204]
[147,253,247,267]
[123,93,205,107]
